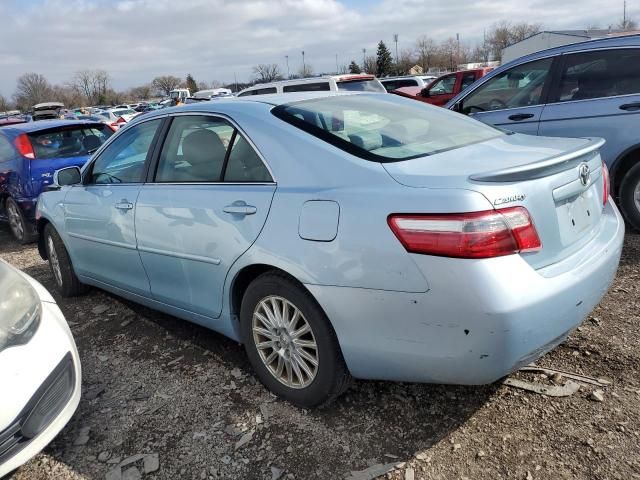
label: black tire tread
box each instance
[44,223,88,297]
[6,197,36,245]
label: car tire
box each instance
[44,224,88,297]
[5,197,36,244]
[240,271,351,408]
[618,162,640,232]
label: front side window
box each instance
[428,75,456,95]
[0,135,14,160]
[273,94,502,162]
[554,49,640,102]
[155,115,272,183]
[460,57,553,113]
[89,119,161,184]
[461,72,477,91]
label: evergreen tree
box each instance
[376,41,394,77]
[186,74,198,93]
[348,60,361,74]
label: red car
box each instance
[392,68,494,106]
[0,117,26,127]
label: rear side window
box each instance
[283,82,330,93]
[272,94,502,162]
[28,125,113,159]
[428,75,456,95]
[155,115,272,183]
[239,87,277,96]
[554,49,640,102]
[382,79,419,91]
[0,135,13,160]
[337,79,385,92]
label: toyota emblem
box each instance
[578,163,591,187]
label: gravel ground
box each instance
[2,222,639,480]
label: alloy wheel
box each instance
[47,235,63,287]
[252,295,319,389]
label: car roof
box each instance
[239,74,376,92]
[0,119,105,133]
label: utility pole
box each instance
[234,72,238,93]
[393,34,399,73]
[456,32,460,67]
[285,55,290,79]
[301,51,306,77]
[624,0,627,29]
[362,48,366,72]
[335,53,339,73]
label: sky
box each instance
[0,0,635,97]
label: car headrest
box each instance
[182,129,226,166]
[349,131,383,151]
[83,134,102,151]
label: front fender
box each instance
[35,188,70,260]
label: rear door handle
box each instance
[619,102,640,111]
[114,201,134,210]
[223,204,257,216]
[508,113,535,121]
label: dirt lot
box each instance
[2,223,640,480]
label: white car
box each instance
[0,259,81,477]
[380,75,437,92]
[237,74,385,96]
[108,108,138,123]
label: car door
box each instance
[423,74,458,106]
[538,48,640,166]
[63,117,164,295]
[135,114,276,318]
[453,57,556,135]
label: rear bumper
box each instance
[307,201,624,384]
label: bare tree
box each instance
[0,94,10,112]
[338,64,349,74]
[298,64,314,78]
[130,84,153,100]
[617,17,637,30]
[70,69,111,105]
[415,36,437,73]
[252,64,282,83]
[152,75,182,96]
[197,81,210,91]
[396,48,417,75]
[487,21,542,61]
[13,73,52,110]
[363,55,377,75]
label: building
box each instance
[502,29,640,63]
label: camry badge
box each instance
[493,194,526,206]
[578,163,591,187]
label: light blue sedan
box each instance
[36,92,624,408]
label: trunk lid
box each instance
[382,133,606,270]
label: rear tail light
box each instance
[388,207,541,259]
[108,123,118,132]
[14,133,35,159]
[116,116,126,123]
[602,161,610,205]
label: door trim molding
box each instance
[137,245,222,265]
[67,232,137,250]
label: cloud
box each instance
[0,0,635,97]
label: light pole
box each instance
[285,55,290,79]
[362,48,366,72]
[393,33,399,73]
[301,50,306,77]
[335,53,339,74]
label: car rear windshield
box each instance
[272,94,503,162]
[28,124,113,159]
[112,109,135,116]
[336,79,386,93]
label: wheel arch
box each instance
[611,143,640,198]
[36,217,51,260]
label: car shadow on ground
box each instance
[8,225,500,479]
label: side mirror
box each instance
[420,88,430,97]
[53,166,82,187]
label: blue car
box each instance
[36,93,623,407]
[0,120,113,243]
[446,34,640,230]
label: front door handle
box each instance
[223,204,257,216]
[508,113,535,121]
[114,201,134,210]
[619,102,640,111]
